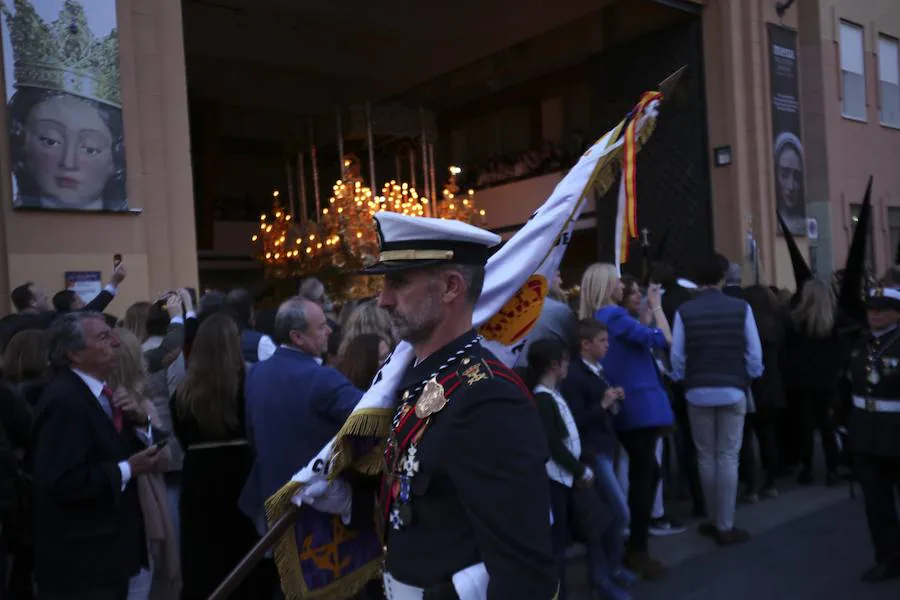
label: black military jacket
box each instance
[382,330,557,599]
[848,326,900,457]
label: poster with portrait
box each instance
[1,0,128,211]
[768,24,805,235]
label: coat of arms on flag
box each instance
[257,68,685,600]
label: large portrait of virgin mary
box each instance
[2,0,128,212]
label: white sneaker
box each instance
[648,517,686,536]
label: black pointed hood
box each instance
[838,176,873,324]
[777,211,813,290]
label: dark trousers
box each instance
[549,480,571,600]
[739,408,782,491]
[738,418,757,491]
[671,383,704,513]
[617,428,661,554]
[795,388,840,474]
[39,582,128,600]
[855,453,900,566]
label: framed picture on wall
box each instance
[1,0,129,212]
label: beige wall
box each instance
[703,0,807,289]
[808,0,900,275]
[0,0,198,316]
[704,0,900,290]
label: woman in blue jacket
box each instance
[578,263,673,580]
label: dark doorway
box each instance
[592,16,713,280]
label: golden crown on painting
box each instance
[2,0,121,107]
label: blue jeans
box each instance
[587,454,630,582]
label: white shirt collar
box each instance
[71,368,105,399]
[279,344,323,365]
[582,358,602,377]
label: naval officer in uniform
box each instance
[848,287,900,583]
[362,212,557,599]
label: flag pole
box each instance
[207,504,300,600]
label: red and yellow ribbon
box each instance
[619,90,663,263]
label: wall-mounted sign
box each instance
[64,271,102,304]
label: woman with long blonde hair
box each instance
[578,263,621,320]
[790,278,836,338]
[785,278,843,485]
[339,298,395,356]
[109,328,178,600]
[170,312,271,599]
[578,262,673,579]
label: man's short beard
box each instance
[390,284,442,344]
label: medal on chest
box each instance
[415,377,448,418]
[383,378,447,532]
[868,368,881,385]
[865,332,900,387]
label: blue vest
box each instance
[678,290,749,390]
[240,329,263,364]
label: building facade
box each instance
[0,0,197,315]
[702,0,900,286]
[0,0,898,313]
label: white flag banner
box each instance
[273,97,662,514]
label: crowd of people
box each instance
[510,255,879,599]
[0,264,404,599]
[0,229,896,600]
[460,130,589,190]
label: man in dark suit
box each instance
[225,288,276,363]
[31,311,162,600]
[239,296,362,530]
[0,262,127,351]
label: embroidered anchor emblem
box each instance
[463,363,488,385]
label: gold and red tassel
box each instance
[618,91,663,264]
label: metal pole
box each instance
[428,143,438,215]
[309,118,321,218]
[409,146,417,190]
[285,156,294,217]
[366,102,376,188]
[336,107,345,177]
[298,152,307,223]
[207,504,300,600]
[420,107,429,202]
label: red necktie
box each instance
[102,385,123,433]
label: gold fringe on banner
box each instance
[328,408,393,479]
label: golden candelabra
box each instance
[378,180,428,218]
[252,191,302,275]
[250,159,487,301]
[435,166,486,225]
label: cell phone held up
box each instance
[113,254,122,269]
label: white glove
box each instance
[295,477,353,523]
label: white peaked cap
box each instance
[362,211,501,274]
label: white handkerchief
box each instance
[452,563,489,600]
